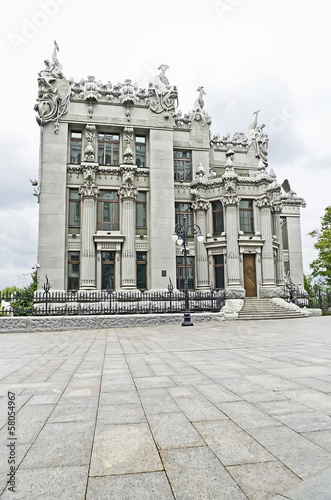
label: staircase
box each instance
[238,298,306,320]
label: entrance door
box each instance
[243,254,257,297]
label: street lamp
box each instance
[172,215,204,326]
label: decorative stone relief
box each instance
[35,41,72,133]
[30,179,40,203]
[256,195,273,208]
[84,125,96,162]
[80,165,99,198]
[119,170,137,199]
[247,110,269,168]
[147,64,178,117]
[190,87,212,126]
[123,127,135,164]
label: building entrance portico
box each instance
[243,254,257,297]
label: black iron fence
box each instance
[283,287,331,312]
[0,289,226,317]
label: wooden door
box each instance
[243,254,257,297]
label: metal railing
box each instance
[0,289,226,317]
[283,287,331,312]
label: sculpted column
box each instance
[222,195,242,287]
[192,199,209,289]
[272,203,285,286]
[257,196,275,287]
[119,170,137,289]
[79,164,98,290]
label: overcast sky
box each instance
[1,0,330,289]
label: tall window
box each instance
[176,256,194,290]
[68,189,81,228]
[68,252,79,290]
[97,191,119,231]
[135,136,146,167]
[137,252,147,290]
[281,217,289,250]
[98,133,119,165]
[174,151,192,181]
[239,200,254,233]
[175,203,193,233]
[214,255,225,289]
[102,252,115,290]
[136,192,147,229]
[212,201,224,234]
[70,132,82,164]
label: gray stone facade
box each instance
[34,44,305,299]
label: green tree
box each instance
[9,269,38,316]
[309,206,331,289]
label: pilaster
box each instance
[192,199,209,289]
[119,168,137,289]
[79,163,99,290]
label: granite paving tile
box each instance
[226,461,301,500]
[195,383,242,403]
[248,425,331,479]
[194,420,274,466]
[147,412,205,449]
[97,403,146,424]
[270,466,331,500]
[133,376,176,390]
[90,423,163,476]
[20,421,94,469]
[161,446,247,500]
[272,411,331,432]
[170,392,228,422]
[138,388,181,415]
[301,430,331,453]
[254,399,313,415]
[1,466,88,500]
[99,391,140,406]
[48,405,97,423]
[216,401,281,429]
[86,472,174,500]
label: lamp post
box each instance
[172,215,204,326]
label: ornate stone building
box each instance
[34,43,306,300]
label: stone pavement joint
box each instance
[0,316,331,499]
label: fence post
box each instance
[42,275,52,316]
[319,290,323,310]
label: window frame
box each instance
[175,202,193,234]
[212,200,224,234]
[68,251,80,291]
[136,251,147,290]
[97,190,120,231]
[70,131,82,165]
[239,199,254,233]
[101,251,115,290]
[136,191,147,229]
[135,136,146,168]
[174,150,192,182]
[176,256,195,290]
[68,188,81,229]
[214,255,225,290]
[98,132,120,166]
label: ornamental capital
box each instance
[221,193,241,206]
[192,199,209,211]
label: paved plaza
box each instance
[1,316,331,499]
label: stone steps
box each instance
[238,298,306,320]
